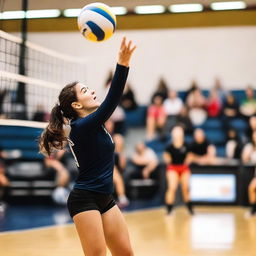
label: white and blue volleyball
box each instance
[78,2,116,42]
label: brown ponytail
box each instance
[39,81,78,156]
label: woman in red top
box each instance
[146,94,166,140]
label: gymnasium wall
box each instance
[13,26,256,104]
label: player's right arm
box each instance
[74,38,136,131]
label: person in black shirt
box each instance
[120,83,138,111]
[187,128,217,165]
[39,38,136,256]
[163,126,194,215]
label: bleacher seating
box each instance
[0,121,58,198]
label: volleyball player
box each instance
[163,126,194,215]
[39,37,136,256]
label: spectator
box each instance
[240,86,256,118]
[110,105,126,135]
[242,131,256,164]
[126,142,158,181]
[163,90,183,132]
[164,90,183,116]
[105,119,129,208]
[113,153,129,208]
[44,149,70,188]
[186,87,206,109]
[222,93,240,129]
[0,145,9,212]
[225,128,242,160]
[151,78,169,101]
[184,80,198,102]
[163,126,194,215]
[120,83,138,111]
[186,128,217,165]
[186,88,207,126]
[146,94,166,140]
[242,131,256,217]
[245,116,256,143]
[213,78,226,103]
[206,88,222,118]
[32,104,49,122]
[176,106,193,135]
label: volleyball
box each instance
[77,2,116,42]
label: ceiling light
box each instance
[111,7,127,15]
[63,9,81,17]
[134,5,165,14]
[211,1,246,10]
[26,9,61,18]
[169,4,203,13]
[1,11,25,19]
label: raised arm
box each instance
[75,38,136,130]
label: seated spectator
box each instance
[213,77,226,103]
[105,119,129,208]
[186,88,207,126]
[240,86,256,118]
[222,93,240,129]
[151,78,169,101]
[186,128,217,165]
[164,90,183,116]
[146,94,166,140]
[120,83,138,111]
[32,104,50,122]
[245,116,256,143]
[163,90,183,131]
[44,149,70,188]
[125,142,158,181]
[184,80,198,102]
[242,131,256,216]
[206,88,222,118]
[113,153,129,208]
[176,106,193,135]
[242,131,256,164]
[110,105,126,135]
[0,145,9,212]
[186,87,206,109]
[225,128,242,160]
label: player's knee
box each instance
[89,246,106,256]
[121,248,134,256]
[167,187,177,194]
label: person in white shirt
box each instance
[125,142,158,180]
[163,90,183,117]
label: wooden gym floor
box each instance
[1,206,256,256]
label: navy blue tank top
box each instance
[69,64,129,194]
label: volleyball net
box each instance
[0,30,87,120]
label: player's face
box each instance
[75,83,101,110]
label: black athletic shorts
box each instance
[67,188,116,218]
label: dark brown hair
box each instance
[39,81,78,156]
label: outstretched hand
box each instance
[118,37,136,67]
